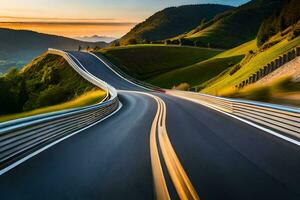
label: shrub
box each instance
[172,82,190,91]
[126,38,137,45]
[42,67,59,85]
[170,39,180,45]
[36,85,71,107]
[165,40,171,45]
[179,38,194,46]
[229,64,241,76]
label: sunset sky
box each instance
[0,0,249,39]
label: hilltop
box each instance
[0,28,107,73]
[174,0,286,49]
[117,4,233,45]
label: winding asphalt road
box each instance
[0,51,299,200]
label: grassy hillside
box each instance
[0,53,103,116]
[148,55,242,88]
[174,0,286,49]
[223,76,300,107]
[98,45,222,80]
[144,40,255,88]
[202,33,300,95]
[0,90,106,122]
[0,28,107,73]
[117,4,233,45]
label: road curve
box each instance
[0,51,299,200]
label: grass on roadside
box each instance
[221,76,300,107]
[202,36,300,94]
[0,89,107,123]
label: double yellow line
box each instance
[121,91,200,199]
[148,94,200,200]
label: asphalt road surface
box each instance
[1,51,299,200]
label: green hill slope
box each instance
[97,45,222,80]
[0,53,103,116]
[202,32,300,95]
[146,41,257,88]
[0,28,107,73]
[175,0,286,49]
[118,4,233,45]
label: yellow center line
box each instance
[150,96,171,200]
[120,90,200,200]
[158,98,200,200]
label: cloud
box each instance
[0,16,116,21]
[0,21,136,26]
[0,16,136,26]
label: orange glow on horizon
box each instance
[0,22,135,38]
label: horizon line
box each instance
[0,21,137,26]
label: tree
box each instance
[127,38,137,45]
[165,40,171,45]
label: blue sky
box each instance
[1,0,250,22]
[0,0,250,38]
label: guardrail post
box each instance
[279,56,283,66]
[242,81,245,88]
[271,61,275,72]
[291,49,296,59]
[283,53,288,64]
[275,59,279,69]
[248,76,252,84]
[263,66,267,76]
[252,74,256,83]
[288,52,292,61]
[297,47,300,56]
[256,71,260,80]
[268,63,271,73]
[259,68,264,77]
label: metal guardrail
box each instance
[170,90,300,140]
[0,49,119,169]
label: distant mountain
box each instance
[76,35,116,43]
[117,4,234,45]
[0,28,108,73]
[176,0,286,49]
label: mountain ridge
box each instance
[0,28,108,73]
[117,4,234,45]
[173,0,286,49]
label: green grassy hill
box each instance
[142,40,256,88]
[117,4,233,45]
[146,41,257,88]
[0,53,104,117]
[174,0,286,49]
[202,31,300,95]
[98,45,222,80]
[0,28,107,73]
[148,53,243,88]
